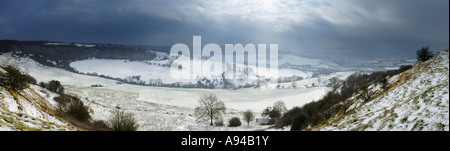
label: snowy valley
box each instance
[0,41,447,131]
[1,51,343,130]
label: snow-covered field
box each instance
[2,53,354,130]
[69,55,313,85]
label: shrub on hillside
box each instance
[40,80,64,94]
[228,117,242,127]
[109,109,139,131]
[54,95,91,122]
[54,92,109,130]
[0,65,33,90]
[416,46,433,62]
[66,96,91,122]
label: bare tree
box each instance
[194,94,226,126]
[242,110,255,126]
[109,109,139,131]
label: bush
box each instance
[109,109,139,131]
[416,46,433,62]
[54,95,91,122]
[228,117,241,127]
[48,80,64,94]
[0,65,30,90]
[39,80,64,94]
[66,96,91,122]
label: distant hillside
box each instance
[311,49,449,131]
[0,40,157,71]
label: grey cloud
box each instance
[0,0,448,58]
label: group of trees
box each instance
[277,75,303,83]
[81,69,305,90]
[194,94,257,127]
[194,94,292,128]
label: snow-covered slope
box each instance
[0,78,77,131]
[312,50,449,131]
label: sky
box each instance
[0,0,448,57]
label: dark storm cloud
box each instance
[0,0,187,45]
[0,0,448,57]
